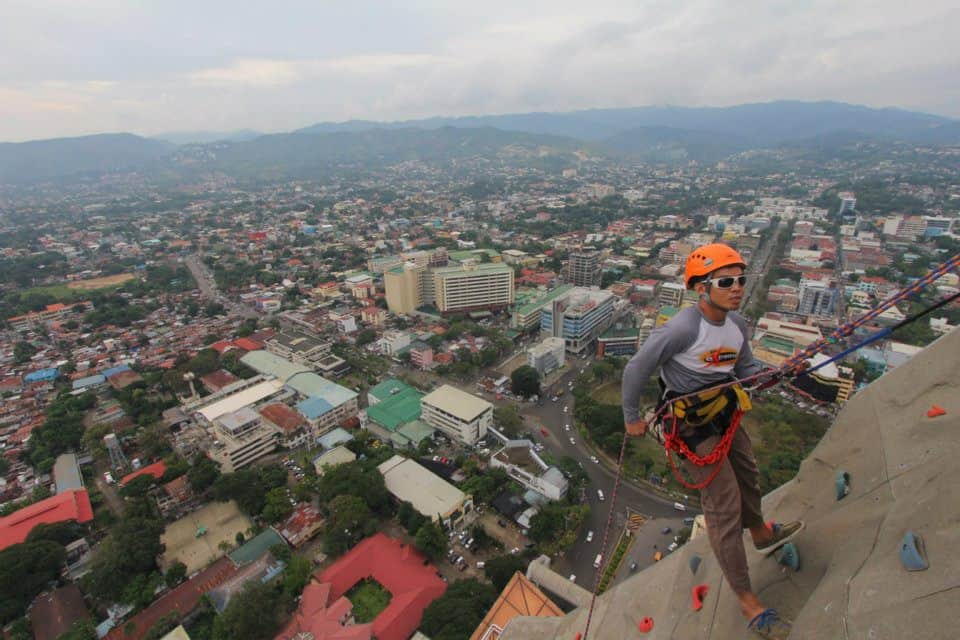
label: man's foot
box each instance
[754,521,804,556]
[747,608,793,639]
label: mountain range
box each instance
[1,101,958,184]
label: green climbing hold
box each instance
[836,471,851,500]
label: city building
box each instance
[265,331,332,368]
[488,441,569,501]
[208,407,280,472]
[798,279,837,317]
[409,341,434,369]
[566,250,601,287]
[511,284,574,332]
[377,455,472,527]
[432,262,515,314]
[657,282,685,308]
[597,326,640,357]
[0,489,93,551]
[527,337,566,376]
[470,572,562,640]
[379,330,412,357]
[421,385,492,445]
[258,403,309,449]
[384,262,425,314]
[540,287,615,354]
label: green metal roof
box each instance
[228,528,286,566]
[600,327,640,339]
[366,387,423,431]
[515,284,574,315]
[369,378,416,402]
[240,350,310,382]
[397,419,435,445]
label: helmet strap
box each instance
[700,285,730,313]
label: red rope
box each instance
[663,410,744,490]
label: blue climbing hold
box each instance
[775,543,801,571]
[836,471,851,500]
[900,531,928,571]
[689,555,702,575]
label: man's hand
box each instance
[625,419,648,437]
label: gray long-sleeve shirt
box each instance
[621,305,762,424]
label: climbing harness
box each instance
[578,253,958,640]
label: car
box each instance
[653,551,663,562]
[661,526,672,535]
[569,574,577,582]
[465,538,474,548]
[476,561,486,569]
[568,437,576,445]
[673,502,687,511]
[593,554,603,569]
[564,423,570,431]
[590,455,599,464]
[683,517,695,526]
[597,489,605,501]
[630,561,638,572]
[667,542,679,552]
[586,531,594,543]
[510,547,520,554]
[563,406,568,413]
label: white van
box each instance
[593,554,603,569]
[597,490,605,501]
[673,502,687,511]
[476,561,486,569]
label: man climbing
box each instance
[621,243,803,639]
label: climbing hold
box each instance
[927,405,947,418]
[689,555,702,575]
[692,584,709,611]
[575,633,581,640]
[836,471,851,500]
[774,543,801,571]
[900,531,929,571]
[638,617,654,633]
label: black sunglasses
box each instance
[706,275,747,289]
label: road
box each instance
[742,220,782,312]
[516,355,693,589]
[184,254,259,319]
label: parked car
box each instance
[630,561,638,572]
[597,490,605,501]
[590,456,599,464]
[673,502,687,511]
[569,437,576,445]
[661,526,672,534]
[667,542,679,552]
[586,531,594,543]
[569,574,577,582]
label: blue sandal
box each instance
[747,608,792,639]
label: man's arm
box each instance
[622,322,693,425]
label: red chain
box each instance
[662,410,744,490]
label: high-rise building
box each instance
[798,279,836,317]
[540,288,615,354]
[432,262,514,314]
[567,250,602,287]
[658,282,685,308]
[384,262,425,314]
[838,194,857,216]
[527,337,566,376]
[421,385,492,445]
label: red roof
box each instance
[0,489,93,551]
[120,461,167,487]
[105,557,238,640]
[276,582,372,640]
[259,403,306,434]
[306,533,447,640]
[232,337,264,352]
[209,340,234,354]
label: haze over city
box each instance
[2,0,959,141]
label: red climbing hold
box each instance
[927,405,947,418]
[638,617,654,633]
[692,584,709,611]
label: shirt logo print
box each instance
[700,347,739,366]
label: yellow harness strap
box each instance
[670,384,752,427]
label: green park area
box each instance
[347,579,392,623]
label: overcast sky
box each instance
[2,0,958,142]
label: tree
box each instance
[419,578,497,640]
[13,341,36,364]
[212,580,283,640]
[528,504,566,544]
[212,469,268,515]
[261,487,294,523]
[187,454,221,492]
[325,494,376,556]
[493,404,523,438]
[55,619,98,640]
[165,560,187,588]
[316,461,391,515]
[84,514,164,602]
[414,521,447,559]
[0,541,66,624]
[281,554,313,603]
[484,554,526,591]
[356,329,377,346]
[510,365,541,399]
[120,474,157,498]
[26,521,85,546]
[398,501,427,535]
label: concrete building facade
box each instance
[421,385,492,446]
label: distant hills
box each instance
[1,101,958,184]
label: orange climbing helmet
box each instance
[684,243,746,289]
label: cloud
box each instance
[0,0,957,140]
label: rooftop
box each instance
[378,455,468,521]
[0,489,93,551]
[367,388,423,431]
[240,350,311,382]
[120,461,167,487]
[470,572,562,640]
[516,284,575,315]
[422,384,492,422]
[196,379,284,422]
[286,371,358,408]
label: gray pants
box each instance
[681,423,765,594]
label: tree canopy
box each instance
[419,578,497,640]
[510,365,541,399]
[0,541,66,624]
[483,554,526,591]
